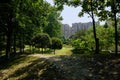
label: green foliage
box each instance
[72,39,91,52]
[97,0,120,54]
[77,0,104,18]
[43,7,62,38]
[54,0,101,53]
[0,0,63,57]
[51,37,63,54]
[32,33,51,49]
[72,29,87,40]
[72,25,115,53]
[54,0,69,10]
[104,22,108,28]
[96,26,114,50]
[117,23,120,46]
[62,36,71,45]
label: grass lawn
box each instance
[55,46,73,56]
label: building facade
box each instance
[62,24,71,38]
[71,22,96,35]
[62,22,99,38]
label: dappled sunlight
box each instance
[55,47,73,56]
[0,53,120,80]
[1,0,120,79]
[32,54,120,80]
[0,46,120,80]
[0,55,66,80]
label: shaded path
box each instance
[0,55,67,80]
[30,54,120,80]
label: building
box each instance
[71,22,99,35]
[61,22,99,38]
[62,24,71,38]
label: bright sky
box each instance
[46,0,101,26]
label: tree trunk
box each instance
[114,12,118,55]
[91,0,99,54]
[22,32,25,53]
[13,30,16,54]
[6,25,13,59]
[112,0,118,55]
[30,45,32,53]
[96,38,99,53]
[19,36,22,53]
[42,48,43,54]
[92,17,99,54]
[6,32,11,59]
[22,42,24,53]
[4,2,14,59]
[54,49,55,54]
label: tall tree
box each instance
[0,1,15,58]
[98,0,120,54]
[0,0,54,58]
[0,0,64,58]
[54,0,100,54]
[43,7,62,38]
[107,0,120,55]
[15,0,51,53]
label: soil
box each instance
[31,54,120,80]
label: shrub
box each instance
[51,37,63,54]
[32,33,51,53]
[72,39,91,54]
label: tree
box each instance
[32,33,51,54]
[54,0,100,54]
[107,0,120,55]
[0,33,6,55]
[15,0,50,48]
[0,0,64,58]
[16,0,61,52]
[72,25,115,53]
[72,28,87,40]
[96,26,114,50]
[43,7,62,38]
[0,1,15,58]
[98,0,120,54]
[78,0,102,54]
[51,37,63,54]
[72,28,95,53]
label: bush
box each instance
[32,33,51,53]
[51,37,63,54]
[72,39,91,54]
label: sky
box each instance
[46,0,101,26]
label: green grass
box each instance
[0,55,37,79]
[24,45,73,56]
[24,45,93,57]
[55,46,73,56]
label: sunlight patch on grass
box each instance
[0,55,62,80]
[0,56,38,80]
[8,72,28,80]
[55,47,73,56]
[30,46,73,57]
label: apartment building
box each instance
[62,22,99,38]
[62,24,71,38]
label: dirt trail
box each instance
[30,54,120,80]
